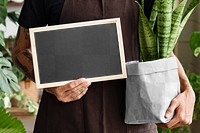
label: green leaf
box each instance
[136,0,200,61]
[0,54,20,95]
[0,76,12,95]
[0,31,6,47]
[190,32,200,57]
[157,0,173,58]
[0,56,11,68]
[166,128,172,133]
[0,4,7,24]
[7,12,19,25]
[174,0,200,50]
[167,0,187,56]
[9,80,20,92]
[0,31,12,56]
[0,99,4,107]
[182,0,200,21]
[136,1,158,61]
[149,0,158,30]
[0,0,8,6]
[187,72,200,120]
[12,66,25,82]
[141,0,144,10]
[4,69,18,83]
[172,0,177,10]
[157,127,163,133]
[0,108,26,133]
[28,105,35,113]
[13,90,39,115]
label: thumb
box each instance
[165,99,179,118]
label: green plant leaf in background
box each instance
[187,72,200,120]
[0,0,8,25]
[0,51,20,95]
[190,32,200,57]
[12,65,25,82]
[0,108,26,133]
[0,31,11,56]
[0,28,20,96]
[0,31,6,47]
[7,12,19,25]
[0,91,5,107]
[13,90,39,115]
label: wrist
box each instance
[180,79,191,91]
[183,87,196,104]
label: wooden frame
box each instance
[30,18,127,89]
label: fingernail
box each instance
[83,81,91,86]
[79,78,86,82]
[88,81,91,86]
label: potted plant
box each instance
[125,0,200,124]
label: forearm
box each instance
[171,53,192,92]
[12,26,35,81]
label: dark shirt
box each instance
[19,0,64,28]
[19,0,154,28]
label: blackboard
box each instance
[30,18,127,89]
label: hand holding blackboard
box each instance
[45,78,91,102]
[30,18,127,89]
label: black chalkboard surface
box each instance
[30,18,127,89]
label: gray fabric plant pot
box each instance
[125,57,180,124]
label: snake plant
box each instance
[137,0,200,61]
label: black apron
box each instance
[34,0,157,133]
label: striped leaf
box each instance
[136,0,200,61]
[0,31,5,47]
[182,0,200,21]
[157,0,173,58]
[149,0,158,30]
[173,0,200,49]
[141,0,144,10]
[139,15,146,61]
[167,0,187,56]
[172,0,176,10]
[137,1,157,61]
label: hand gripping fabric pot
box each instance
[125,57,180,124]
